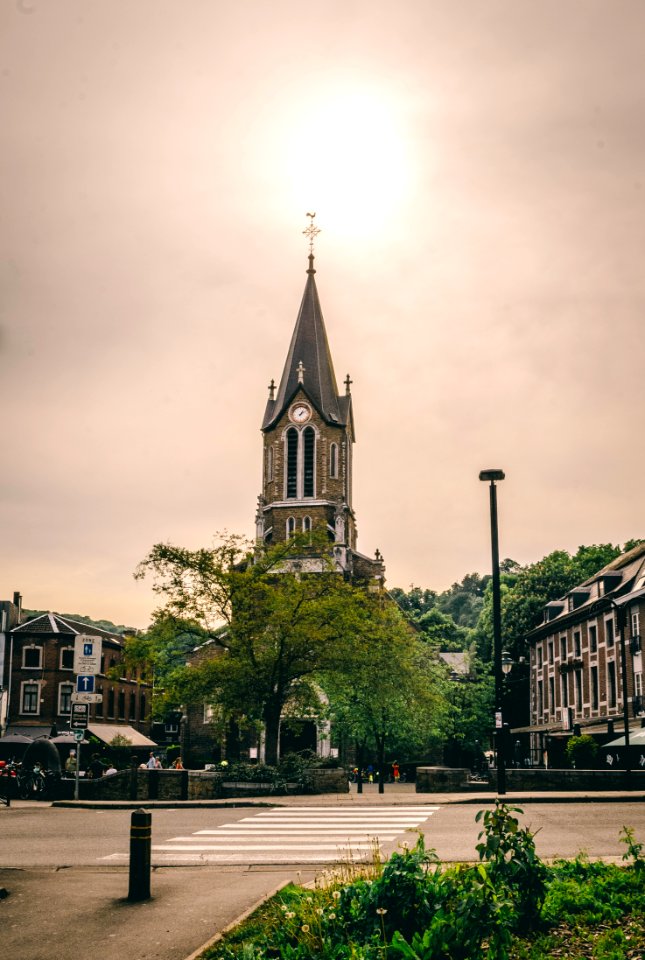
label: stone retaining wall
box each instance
[416,766,645,792]
[62,766,347,801]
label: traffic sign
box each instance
[70,702,89,730]
[76,675,96,694]
[71,692,103,704]
[73,729,85,742]
[74,635,102,675]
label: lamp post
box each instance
[609,600,631,778]
[479,468,506,795]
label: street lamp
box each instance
[479,468,506,795]
[609,600,631,778]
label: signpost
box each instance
[71,634,102,801]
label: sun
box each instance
[280,82,414,241]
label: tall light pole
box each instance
[610,600,631,778]
[479,469,506,795]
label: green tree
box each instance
[323,600,444,790]
[134,532,375,765]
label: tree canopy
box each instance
[133,532,381,764]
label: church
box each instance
[184,224,386,766]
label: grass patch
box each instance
[198,804,645,960]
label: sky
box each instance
[2,0,644,629]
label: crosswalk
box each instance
[152,806,440,865]
[100,806,440,865]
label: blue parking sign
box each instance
[76,675,95,693]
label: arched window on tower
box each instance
[266,445,273,483]
[303,426,315,497]
[303,516,312,536]
[287,516,296,538]
[286,428,298,498]
[329,442,338,479]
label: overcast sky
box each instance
[2,1,644,628]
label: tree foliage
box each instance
[133,532,379,765]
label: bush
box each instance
[565,734,598,768]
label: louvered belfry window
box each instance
[286,428,298,498]
[303,426,315,497]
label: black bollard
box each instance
[128,808,152,901]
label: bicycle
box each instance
[17,765,47,800]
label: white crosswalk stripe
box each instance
[145,806,440,865]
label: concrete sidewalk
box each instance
[50,779,645,809]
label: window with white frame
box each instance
[560,636,567,659]
[548,676,555,712]
[574,631,581,658]
[632,610,641,639]
[537,645,543,668]
[60,646,75,670]
[58,682,73,715]
[561,673,569,707]
[607,660,617,708]
[605,617,615,647]
[589,623,598,654]
[575,670,583,710]
[303,516,312,534]
[591,666,599,710]
[22,644,43,669]
[548,641,554,665]
[329,442,338,478]
[21,681,40,714]
[537,679,543,716]
[634,671,642,699]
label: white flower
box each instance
[286,912,295,920]
[328,913,336,920]
[332,891,341,900]
[301,924,310,933]
[376,908,388,916]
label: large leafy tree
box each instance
[323,600,445,789]
[133,532,374,765]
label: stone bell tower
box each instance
[255,216,384,585]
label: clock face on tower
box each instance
[290,403,311,423]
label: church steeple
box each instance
[261,256,349,432]
[255,220,384,587]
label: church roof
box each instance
[262,255,347,431]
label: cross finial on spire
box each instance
[344,373,353,395]
[297,360,305,384]
[303,212,320,273]
[268,378,276,400]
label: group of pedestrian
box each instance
[140,752,184,770]
[64,751,117,777]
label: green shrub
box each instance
[564,734,598,768]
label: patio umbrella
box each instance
[0,734,33,759]
[50,734,89,745]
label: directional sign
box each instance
[70,702,89,730]
[76,675,96,694]
[73,729,85,742]
[71,692,103,704]
[74,635,102,675]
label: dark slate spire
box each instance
[262,253,344,430]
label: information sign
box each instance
[73,635,102,675]
[70,702,89,730]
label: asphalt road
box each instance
[2,800,643,867]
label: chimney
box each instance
[12,592,22,622]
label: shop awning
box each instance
[604,727,645,748]
[87,724,157,748]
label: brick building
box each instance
[524,543,645,766]
[1,601,154,749]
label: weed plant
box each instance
[201,803,645,960]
